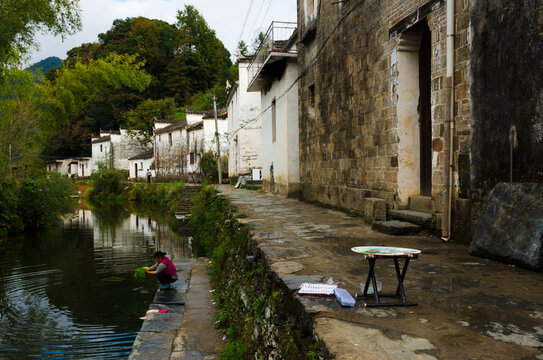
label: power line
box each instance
[247,0,267,42]
[237,0,256,48]
[258,0,273,35]
[227,0,366,137]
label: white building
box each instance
[226,58,262,178]
[153,119,187,180]
[128,150,154,180]
[46,157,91,178]
[247,22,299,196]
[91,129,151,174]
[185,109,228,175]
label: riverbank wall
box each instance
[188,186,325,359]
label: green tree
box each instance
[39,53,152,130]
[0,67,46,180]
[168,5,233,104]
[0,0,81,73]
[125,97,181,145]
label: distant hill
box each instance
[26,56,62,76]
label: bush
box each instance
[126,181,185,214]
[16,172,76,229]
[86,167,128,201]
[200,151,228,183]
[0,182,23,236]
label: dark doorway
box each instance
[418,22,432,196]
[135,163,138,180]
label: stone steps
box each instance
[372,220,423,235]
[408,195,433,213]
[388,209,434,228]
[175,186,201,220]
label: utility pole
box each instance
[213,95,222,184]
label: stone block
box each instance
[129,331,175,360]
[469,183,543,271]
[409,196,433,213]
[363,197,387,224]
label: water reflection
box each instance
[0,203,192,359]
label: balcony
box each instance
[247,21,297,92]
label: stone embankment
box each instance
[217,185,543,360]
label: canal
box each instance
[0,203,192,359]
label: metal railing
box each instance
[247,21,297,86]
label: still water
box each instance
[0,203,192,359]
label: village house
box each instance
[128,150,154,181]
[91,129,151,174]
[295,0,543,240]
[226,58,263,179]
[247,21,300,196]
[153,119,188,180]
[46,157,91,178]
[185,108,228,176]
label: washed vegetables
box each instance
[134,267,148,282]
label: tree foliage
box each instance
[40,54,152,156]
[0,0,81,74]
[125,97,181,145]
[0,67,46,180]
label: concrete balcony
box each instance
[247,21,297,92]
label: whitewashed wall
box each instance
[226,60,262,177]
[261,59,300,196]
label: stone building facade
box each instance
[296,0,543,240]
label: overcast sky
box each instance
[28,0,297,65]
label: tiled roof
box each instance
[129,150,154,160]
[187,121,204,131]
[92,135,111,144]
[155,119,188,135]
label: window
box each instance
[309,84,315,107]
[159,135,161,142]
[100,145,103,152]
[190,152,195,165]
[141,162,143,168]
[272,98,276,143]
[169,133,172,146]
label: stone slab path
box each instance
[129,258,222,360]
[171,258,224,359]
[217,185,543,360]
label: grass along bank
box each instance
[189,186,322,359]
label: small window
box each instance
[169,133,172,146]
[190,152,195,165]
[309,84,315,107]
[100,145,103,152]
[159,135,161,142]
[271,98,276,143]
[141,162,143,168]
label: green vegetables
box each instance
[134,267,148,282]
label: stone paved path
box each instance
[129,258,222,360]
[217,185,543,360]
[171,258,224,359]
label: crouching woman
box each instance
[146,251,177,290]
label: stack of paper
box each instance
[298,283,338,296]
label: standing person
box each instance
[146,169,151,183]
[145,251,177,290]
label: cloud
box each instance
[28,0,297,64]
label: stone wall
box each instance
[297,0,471,235]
